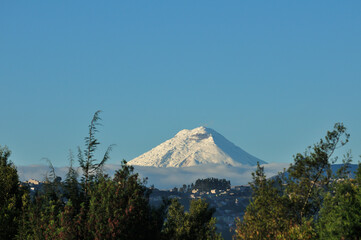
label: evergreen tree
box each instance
[78,110,113,198]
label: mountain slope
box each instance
[128,126,266,167]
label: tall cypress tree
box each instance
[78,110,113,198]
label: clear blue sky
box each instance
[1,1,361,167]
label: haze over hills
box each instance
[128,126,267,168]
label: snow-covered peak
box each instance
[175,126,208,136]
[128,126,266,168]
[175,126,213,142]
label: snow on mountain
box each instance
[128,126,266,167]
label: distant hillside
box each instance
[271,163,359,180]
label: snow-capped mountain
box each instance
[128,126,266,167]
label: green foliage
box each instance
[78,110,114,197]
[286,123,349,222]
[63,151,81,211]
[276,218,317,240]
[14,111,174,239]
[317,164,361,239]
[57,200,79,239]
[0,145,25,240]
[0,145,12,166]
[234,163,291,240]
[87,161,163,240]
[235,123,349,239]
[16,191,32,240]
[163,198,223,240]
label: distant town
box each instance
[150,185,252,238]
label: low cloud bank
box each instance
[18,163,290,189]
[129,163,289,189]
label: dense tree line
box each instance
[176,178,231,193]
[0,111,221,240]
[194,178,231,192]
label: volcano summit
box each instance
[128,127,266,167]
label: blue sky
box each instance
[1,1,361,167]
